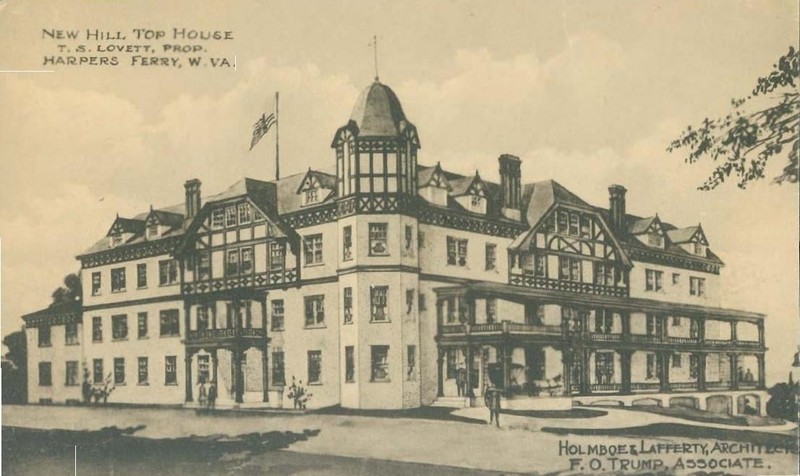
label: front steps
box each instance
[431,396,472,408]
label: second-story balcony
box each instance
[439,320,563,339]
[183,269,298,295]
[509,272,629,298]
[186,327,265,345]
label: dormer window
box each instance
[147,224,159,239]
[304,188,319,206]
[111,232,122,247]
[693,242,706,257]
[648,232,663,248]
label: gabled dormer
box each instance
[668,224,709,257]
[452,172,488,214]
[417,163,451,207]
[629,215,666,249]
[144,207,184,240]
[106,216,145,248]
[296,169,335,207]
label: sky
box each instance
[0,0,797,383]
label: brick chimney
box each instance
[608,184,627,233]
[184,179,202,219]
[499,154,521,220]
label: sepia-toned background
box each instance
[0,0,797,385]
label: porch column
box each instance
[757,353,766,389]
[561,348,573,396]
[730,320,738,343]
[211,349,219,384]
[465,345,475,398]
[729,352,739,390]
[234,346,244,404]
[262,345,270,402]
[502,341,512,397]
[696,352,707,391]
[659,351,671,392]
[697,316,706,343]
[621,312,631,341]
[757,321,765,347]
[436,349,445,397]
[580,349,591,395]
[620,350,632,394]
[184,349,194,402]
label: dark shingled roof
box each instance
[349,81,410,137]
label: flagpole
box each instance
[275,91,280,181]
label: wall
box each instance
[629,261,720,306]
[26,323,84,404]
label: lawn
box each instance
[620,405,786,427]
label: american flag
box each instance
[250,112,276,150]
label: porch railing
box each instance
[439,321,562,338]
[631,382,660,391]
[187,327,265,342]
[509,272,629,297]
[670,382,699,391]
[589,332,622,342]
[590,383,621,392]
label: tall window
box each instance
[93,358,104,384]
[112,315,128,340]
[690,277,706,297]
[65,322,79,345]
[418,292,427,311]
[371,345,389,382]
[405,289,415,314]
[271,300,285,330]
[269,243,285,271]
[197,253,211,280]
[92,272,101,295]
[160,309,180,336]
[138,357,148,385]
[38,325,51,347]
[646,353,657,379]
[404,225,413,252]
[648,232,663,247]
[114,357,125,384]
[111,267,126,292]
[645,269,663,292]
[594,263,616,286]
[485,243,497,271]
[645,313,659,336]
[92,316,103,342]
[137,263,147,288]
[137,312,148,338]
[594,351,614,385]
[689,354,699,379]
[343,288,353,324]
[159,260,178,286]
[272,351,285,385]
[211,209,225,228]
[304,295,325,327]
[559,257,582,282]
[198,355,210,383]
[237,203,251,224]
[65,361,79,386]
[446,297,457,323]
[370,286,389,322]
[693,242,706,256]
[303,234,323,266]
[594,310,614,334]
[407,345,417,381]
[486,299,497,324]
[446,237,468,266]
[240,247,254,274]
[164,356,177,385]
[342,226,353,261]
[225,206,237,227]
[307,350,322,384]
[226,250,240,276]
[345,346,355,383]
[304,188,319,205]
[111,232,123,246]
[368,223,389,256]
[672,353,682,368]
[197,306,210,331]
[38,362,52,386]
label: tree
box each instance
[50,272,82,306]
[668,46,799,190]
[766,382,799,422]
[2,330,28,404]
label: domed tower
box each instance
[331,80,420,199]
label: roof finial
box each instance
[370,34,379,81]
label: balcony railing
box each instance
[187,327,265,343]
[590,332,623,342]
[590,383,621,392]
[439,321,562,338]
[509,272,629,297]
[670,382,699,391]
[631,382,661,392]
[183,269,298,295]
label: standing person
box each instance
[490,388,502,427]
[198,378,208,408]
[207,380,217,411]
[484,385,493,425]
[456,367,467,397]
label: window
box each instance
[304,188,319,205]
[226,250,240,276]
[418,292,427,311]
[197,253,211,280]
[65,361,79,386]
[405,289,414,314]
[371,345,389,382]
[159,260,178,286]
[646,313,659,336]
[38,362,52,386]
[114,357,125,384]
[693,242,706,257]
[418,231,425,247]
[111,267,126,292]
[225,206,237,227]
[645,269,663,292]
[238,203,251,224]
[38,325,51,347]
[342,226,353,261]
[93,358,104,384]
[198,355,210,383]
[407,345,417,381]
[557,211,568,233]
[580,216,591,238]
[304,295,325,327]
[307,350,322,384]
[689,354,699,379]
[690,277,706,297]
[160,309,180,336]
[212,209,225,228]
[197,306,210,331]
[267,299,284,331]
[147,224,159,239]
[671,316,681,326]
[672,273,680,285]
[446,297,457,323]
[240,247,254,274]
[92,272,101,295]
[672,353,682,368]
[370,286,389,322]
[594,351,614,385]
[137,312,148,338]
[65,322,79,345]
[92,316,103,342]
[646,353,657,379]
[343,288,353,324]
[404,225,413,251]
[269,243,285,271]
[272,351,285,385]
[485,243,497,271]
[446,349,457,379]
[368,223,389,256]
[446,237,468,266]
[594,310,614,334]
[569,213,579,236]
[345,346,355,383]
[486,299,497,324]
[647,232,663,247]
[164,356,177,385]
[524,254,547,278]
[525,304,544,325]
[594,263,616,286]
[136,263,147,288]
[138,357,148,384]
[303,234,323,266]
[559,257,582,282]
[112,315,128,340]
[111,232,123,247]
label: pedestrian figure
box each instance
[207,380,217,410]
[488,388,502,427]
[198,378,208,408]
[456,367,467,397]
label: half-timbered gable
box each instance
[144,208,184,240]
[629,215,666,249]
[106,216,145,247]
[451,172,489,215]
[667,225,709,258]
[296,169,336,207]
[417,163,451,207]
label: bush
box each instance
[765,382,799,422]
